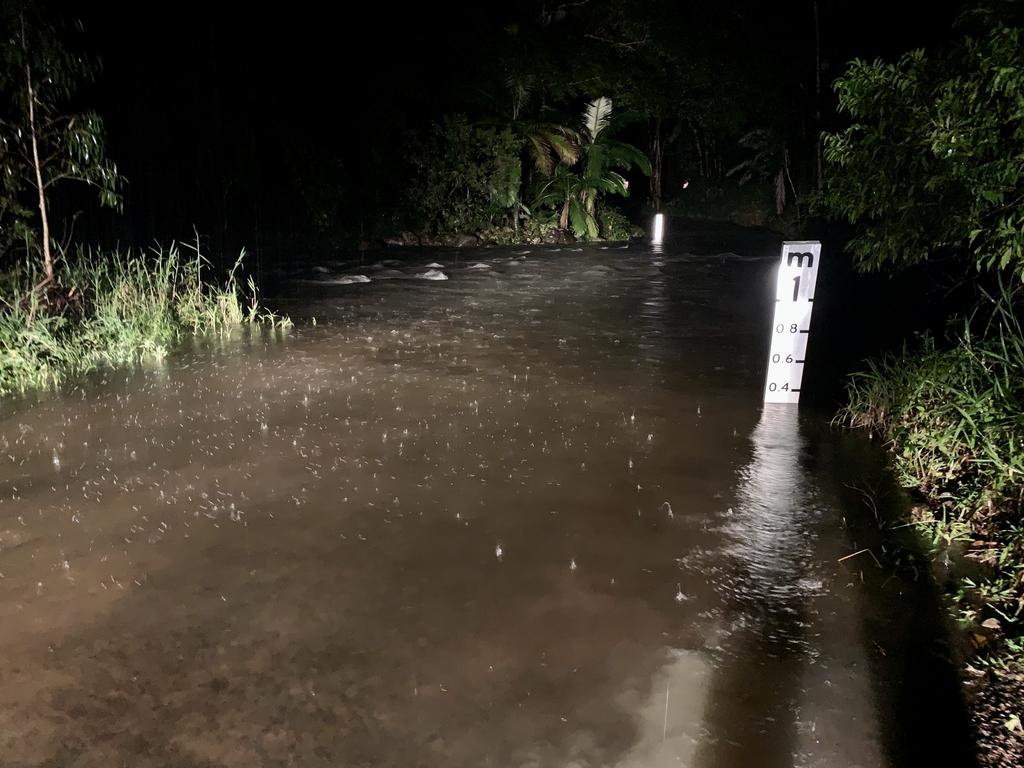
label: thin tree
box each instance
[0,6,121,286]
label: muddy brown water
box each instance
[0,233,976,767]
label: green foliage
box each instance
[822,6,1024,275]
[532,97,650,240]
[496,77,581,176]
[726,127,797,217]
[839,285,1024,641]
[597,205,636,241]
[0,245,288,396]
[0,5,122,261]
[405,115,523,237]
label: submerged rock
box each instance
[466,263,491,270]
[416,269,448,281]
[543,228,576,245]
[333,274,371,284]
[296,274,371,285]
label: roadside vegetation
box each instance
[823,2,1024,762]
[0,7,284,399]
[0,245,288,397]
[839,290,1024,639]
[345,2,825,248]
[401,96,649,246]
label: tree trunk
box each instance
[649,116,664,212]
[22,15,53,284]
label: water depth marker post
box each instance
[652,213,665,245]
[763,241,822,404]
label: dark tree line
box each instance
[3,1,974,266]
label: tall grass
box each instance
[0,243,289,396]
[838,284,1024,659]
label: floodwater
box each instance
[0,230,976,767]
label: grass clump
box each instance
[838,286,1024,666]
[0,242,289,396]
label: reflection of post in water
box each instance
[638,245,668,366]
[695,405,812,768]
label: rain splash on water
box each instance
[0,230,975,767]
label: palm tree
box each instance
[534,97,651,240]
[494,75,581,234]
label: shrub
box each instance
[597,206,635,241]
[405,115,522,237]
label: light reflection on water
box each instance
[0,236,970,767]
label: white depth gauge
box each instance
[763,241,822,404]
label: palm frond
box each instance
[598,172,629,196]
[603,139,652,174]
[527,135,556,176]
[568,198,597,239]
[537,126,580,164]
[581,97,613,143]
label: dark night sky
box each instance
[48,1,972,259]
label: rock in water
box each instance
[416,269,448,281]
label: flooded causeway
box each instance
[0,232,975,767]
